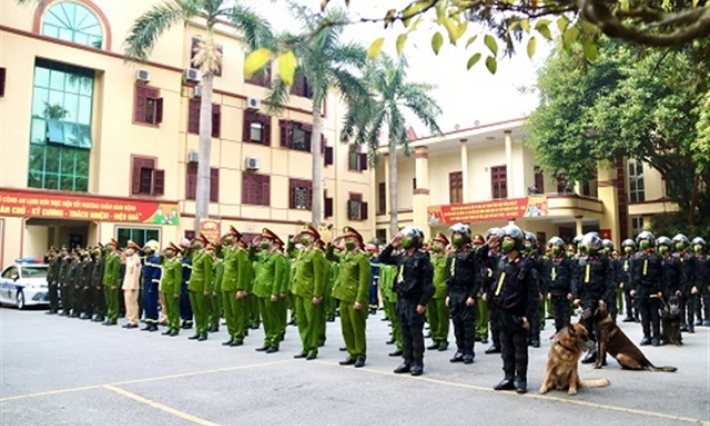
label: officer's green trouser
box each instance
[277,296,288,338]
[616,288,624,313]
[105,286,119,322]
[223,291,247,341]
[325,289,336,319]
[339,300,368,359]
[163,292,180,331]
[249,294,260,327]
[475,297,489,339]
[258,297,279,347]
[209,292,221,329]
[189,290,208,335]
[294,295,324,355]
[385,300,403,350]
[427,297,450,345]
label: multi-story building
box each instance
[0,0,374,267]
[374,118,677,247]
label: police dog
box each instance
[539,322,610,396]
[661,296,682,346]
[596,305,677,372]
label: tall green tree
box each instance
[341,55,442,238]
[265,6,370,229]
[123,0,272,232]
[526,39,709,226]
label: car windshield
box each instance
[21,266,48,279]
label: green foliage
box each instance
[527,39,709,225]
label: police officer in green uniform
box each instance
[330,227,371,368]
[188,234,213,341]
[102,240,121,325]
[380,258,403,356]
[427,233,450,351]
[253,228,287,353]
[288,225,327,360]
[161,243,183,336]
[471,234,489,344]
[221,227,250,346]
[210,243,224,333]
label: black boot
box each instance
[449,352,464,363]
[581,350,597,364]
[394,363,411,374]
[485,344,501,354]
[494,377,515,391]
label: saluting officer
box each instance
[121,241,142,329]
[379,227,434,377]
[445,223,479,364]
[160,243,183,336]
[252,228,288,353]
[488,225,538,394]
[187,234,213,341]
[102,239,121,326]
[428,233,450,352]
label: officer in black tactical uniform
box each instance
[46,248,60,315]
[522,232,544,348]
[620,239,638,322]
[690,237,709,327]
[573,233,616,364]
[629,231,664,346]
[657,237,679,304]
[445,223,480,365]
[379,227,435,377]
[544,237,574,334]
[601,239,620,321]
[481,227,505,355]
[487,225,538,394]
[672,234,695,332]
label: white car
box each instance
[0,259,50,309]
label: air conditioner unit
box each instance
[246,97,261,111]
[184,68,201,83]
[193,86,202,98]
[187,151,199,163]
[136,69,151,83]
[245,157,260,170]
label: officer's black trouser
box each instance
[397,299,426,367]
[624,284,637,319]
[488,301,501,348]
[449,290,476,356]
[495,307,528,380]
[93,286,106,318]
[71,285,81,315]
[61,284,71,314]
[48,283,59,313]
[82,287,93,316]
[551,294,570,332]
[607,290,618,322]
[639,295,661,339]
[702,294,710,323]
[581,299,600,343]
[528,297,541,342]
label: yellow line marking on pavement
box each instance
[313,361,708,425]
[0,359,294,403]
[103,385,223,426]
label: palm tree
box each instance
[123,0,273,232]
[266,5,370,229]
[341,55,442,238]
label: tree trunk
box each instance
[193,72,214,234]
[311,100,323,229]
[388,141,398,238]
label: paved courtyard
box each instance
[1,307,708,426]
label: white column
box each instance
[504,130,513,199]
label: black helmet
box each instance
[691,237,706,247]
[621,239,637,251]
[581,233,603,252]
[524,231,537,246]
[672,233,689,245]
[656,236,672,248]
[502,225,525,251]
[601,239,614,250]
[547,236,565,249]
[635,231,655,246]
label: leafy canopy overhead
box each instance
[526,39,709,224]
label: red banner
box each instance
[0,189,180,225]
[427,196,548,225]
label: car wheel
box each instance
[16,291,25,310]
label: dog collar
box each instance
[556,341,577,353]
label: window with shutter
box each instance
[243,174,270,206]
[324,146,334,166]
[212,104,221,138]
[0,67,5,97]
[449,171,463,203]
[187,99,200,134]
[533,166,544,194]
[210,168,219,202]
[377,182,386,214]
[279,120,291,148]
[324,195,333,218]
[491,165,507,199]
[186,164,197,200]
[153,169,165,196]
[134,85,161,125]
[289,178,312,210]
[358,153,368,170]
[347,193,365,220]
[131,157,160,196]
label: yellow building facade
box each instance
[374,118,677,247]
[0,0,375,268]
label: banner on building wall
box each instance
[199,220,221,244]
[427,196,548,225]
[0,189,180,225]
[600,229,612,240]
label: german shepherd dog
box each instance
[661,296,682,346]
[539,322,611,395]
[596,305,677,372]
